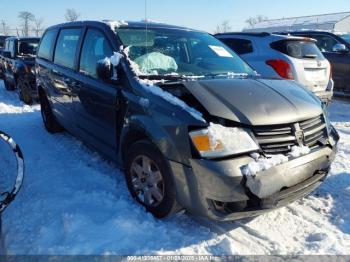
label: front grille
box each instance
[253,115,328,155]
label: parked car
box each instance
[0,35,7,50]
[0,37,40,104]
[277,31,350,94]
[0,35,10,79]
[215,32,334,104]
[340,33,350,44]
[36,21,339,221]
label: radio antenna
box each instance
[145,0,149,76]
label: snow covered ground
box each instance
[0,80,349,255]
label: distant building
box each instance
[244,12,350,33]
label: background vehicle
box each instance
[215,32,334,104]
[0,35,8,50]
[36,21,338,221]
[0,37,40,104]
[277,31,350,95]
[340,33,350,43]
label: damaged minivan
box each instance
[36,21,339,221]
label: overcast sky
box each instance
[1,0,350,33]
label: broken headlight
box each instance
[189,123,259,158]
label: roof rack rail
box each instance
[215,32,271,37]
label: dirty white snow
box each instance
[242,145,311,177]
[140,80,205,122]
[103,20,128,31]
[0,80,349,255]
[242,154,289,177]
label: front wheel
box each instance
[39,90,63,133]
[125,140,180,218]
[17,76,33,105]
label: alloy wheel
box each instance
[129,155,165,207]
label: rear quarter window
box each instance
[54,28,82,69]
[38,29,58,60]
[220,38,254,55]
[270,40,324,60]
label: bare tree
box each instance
[0,20,10,36]
[18,11,35,36]
[33,18,44,37]
[245,17,257,28]
[245,15,268,28]
[214,20,232,34]
[65,8,80,22]
[256,15,268,23]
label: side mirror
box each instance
[333,43,349,54]
[96,59,112,82]
[2,51,12,58]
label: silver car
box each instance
[216,33,334,103]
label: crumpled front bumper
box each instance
[170,128,339,221]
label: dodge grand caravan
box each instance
[35,21,339,221]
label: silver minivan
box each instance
[216,33,334,103]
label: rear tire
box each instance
[39,90,63,133]
[125,140,180,218]
[17,76,33,105]
[4,77,15,91]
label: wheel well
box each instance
[121,129,150,164]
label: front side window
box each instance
[38,30,58,60]
[54,28,82,69]
[220,38,254,55]
[116,28,254,77]
[80,29,113,78]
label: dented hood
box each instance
[183,78,323,126]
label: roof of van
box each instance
[46,20,202,32]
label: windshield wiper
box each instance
[138,74,204,82]
[203,72,249,78]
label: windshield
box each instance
[341,34,350,44]
[116,27,254,77]
[18,40,39,56]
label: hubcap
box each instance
[130,155,164,207]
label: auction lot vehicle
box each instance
[278,31,350,95]
[0,35,10,79]
[340,33,350,44]
[0,37,40,104]
[216,33,334,104]
[36,21,339,221]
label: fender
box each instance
[119,114,192,166]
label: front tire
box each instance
[39,90,63,133]
[17,76,33,105]
[125,140,180,218]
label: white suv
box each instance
[215,33,334,103]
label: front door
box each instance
[72,28,119,158]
